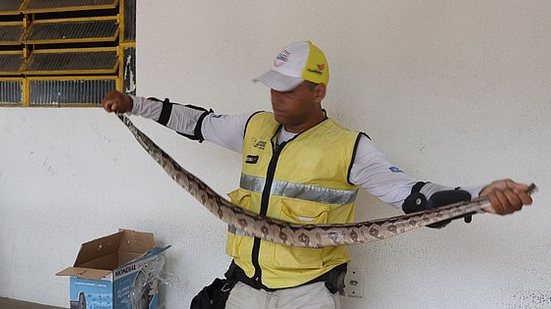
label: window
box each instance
[0,0,136,107]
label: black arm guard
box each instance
[402,182,472,229]
[148,97,213,143]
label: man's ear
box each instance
[313,83,326,103]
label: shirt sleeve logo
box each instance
[389,166,403,173]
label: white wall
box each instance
[1,1,550,308]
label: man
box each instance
[103,41,533,309]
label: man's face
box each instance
[270,82,322,131]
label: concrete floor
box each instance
[0,298,64,309]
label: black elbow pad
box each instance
[430,189,473,224]
[430,190,471,207]
[178,104,213,143]
[148,97,213,143]
[402,185,472,229]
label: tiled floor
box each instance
[0,298,64,309]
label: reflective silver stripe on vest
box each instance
[228,225,254,237]
[239,174,358,205]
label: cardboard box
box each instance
[56,229,170,309]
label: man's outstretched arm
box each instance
[350,135,533,220]
[102,90,251,153]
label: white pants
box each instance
[225,281,341,309]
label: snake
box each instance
[117,114,536,248]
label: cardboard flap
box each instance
[74,230,124,267]
[79,252,119,270]
[119,229,155,253]
[56,267,112,280]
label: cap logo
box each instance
[307,63,325,75]
[274,49,291,67]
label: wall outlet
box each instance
[343,267,364,298]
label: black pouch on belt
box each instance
[324,264,348,294]
[190,264,238,309]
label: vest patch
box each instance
[245,155,259,164]
[253,140,266,150]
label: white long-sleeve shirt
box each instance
[130,95,483,209]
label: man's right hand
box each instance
[102,90,133,113]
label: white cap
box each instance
[253,41,329,91]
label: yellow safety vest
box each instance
[226,112,361,289]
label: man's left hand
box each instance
[480,179,533,215]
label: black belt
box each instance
[225,261,347,293]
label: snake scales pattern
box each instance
[117,114,536,248]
